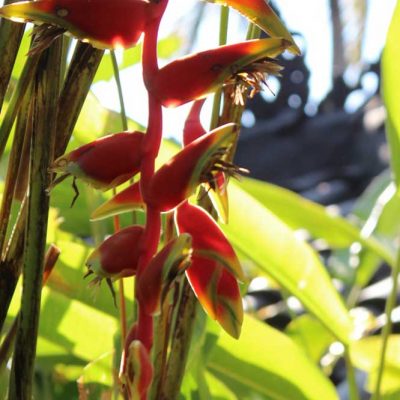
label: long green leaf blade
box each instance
[224,183,352,343]
[382,1,400,185]
[208,315,339,400]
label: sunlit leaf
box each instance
[351,335,400,395]
[285,315,334,363]
[239,177,393,266]
[208,315,339,400]
[382,0,400,185]
[224,183,353,343]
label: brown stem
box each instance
[0,0,25,114]
[55,43,104,157]
[0,197,27,334]
[160,280,198,400]
[8,37,62,399]
[0,88,32,255]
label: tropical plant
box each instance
[0,0,399,399]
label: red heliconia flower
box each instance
[121,339,153,400]
[50,132,144,193]
[90,123,241,218]
[0,0,152,50]
[85,225,144,281]
[175,202,244,337]
[145,123,241,211]
[206,0,300,55]
[176,202,244,281]
[136,234,192,315]
[187,255,243,339]
[147,38,289,107]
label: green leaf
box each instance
[207,315,339,400]
[351,335,400,395]
[285,315,334,363]
[205,372,237,400]
[239,178,393,266]
[382,0,400,185]
[224,183,352,343]
[73,91,143,144]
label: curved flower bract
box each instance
[175,202,244,282]
[148,38,290,107]
[183,100,229,223]
[187,255,243,339]
[145,123,239,211]
[0,0,149,49]
[121,340,153,400]
[86,225,144,280]
[206,0,300,55]
[90,181,145,221]
[51,132,144,191]
[183,99,207,147]
[136,234,192,315]
[175,202,244,338]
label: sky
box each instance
[93,0,397,140]
[0,0,396,139]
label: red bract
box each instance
[145,123,238,211]
[206,0,300,55]
[183,100,229,222]
[51,132,144,191]
[90,124,239,217]
[187,255,243,339]
[0,0,150,49]
[121,340,153,400]
[183,99,207,146]
[176,202,244,281]
[176,202,244,337]
[136,234,192,315]
[86,225,144,280]
[147,38,290,107]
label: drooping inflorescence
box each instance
[0,0,298,397]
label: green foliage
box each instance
[1,2,400,399]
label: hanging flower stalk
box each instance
[0,0,298,397]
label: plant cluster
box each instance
[1,0,400,399]
[0,0,299,398]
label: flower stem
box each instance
[0,0,25,114]
[372,242,400,400]
[110,50,128,131]
[344,346,360,400]
[210,6,229,130]
[161,280,198,400]
[8,38,62,400]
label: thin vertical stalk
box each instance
[110,50,128,131]
[161,281,198,400]
[8,38,62,399]
[0,197,27,334]
[372,244,400,400]
[344,347,360,400]
[0,88,31,254]
[0,54,39,159]
[210,6,229,130]
[55,43,104,157]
